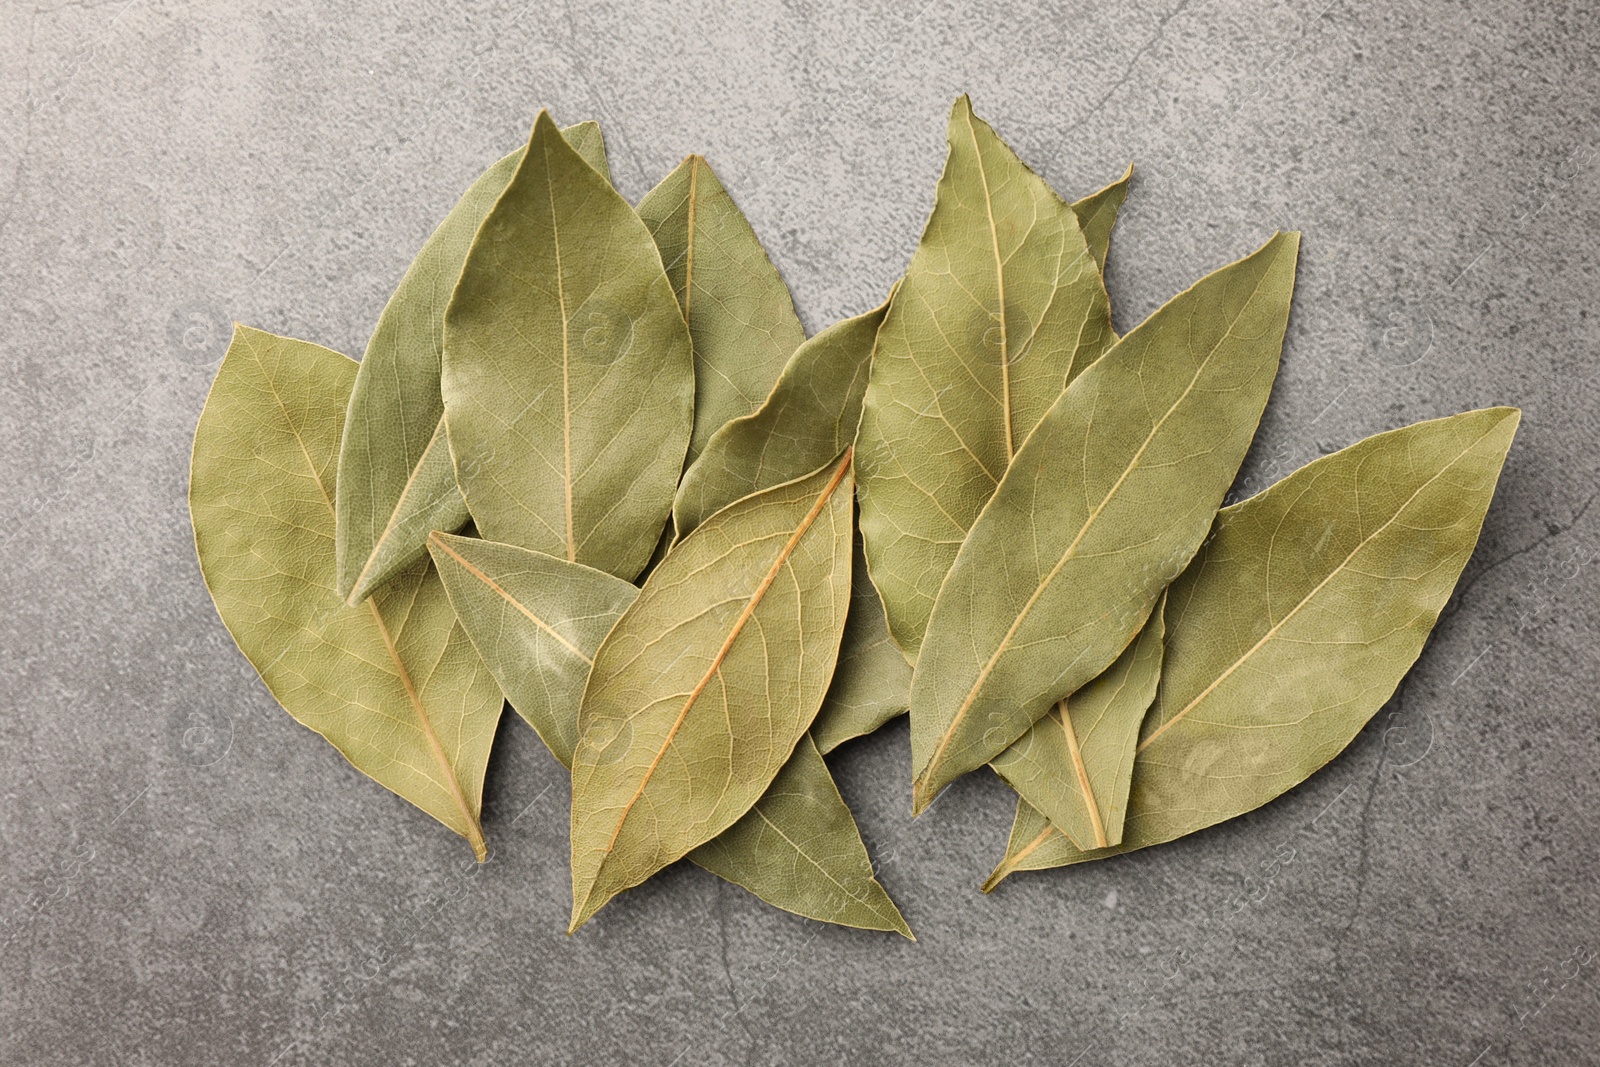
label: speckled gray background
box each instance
[3,1,1598,1063]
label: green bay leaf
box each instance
[909,231,1299,813]
[855,95,1115,657]
[427,532,907,934]
[987,407,1521,877]
[982,796,1080,891]
[1074,164,1132,274]
[817,173,1131,753]
[672,293,889,540]
[335,121,607,604]
[990,595,1165,849]
[569,455,854,931]
[811,534,915,754]
[666,288,910,752]
[691,735,911,937]
[192,327,502,860]
[442,110,692,581]
[638,155,806,467]
[427,532,634,765]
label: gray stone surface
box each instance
[2,0,1597,1062]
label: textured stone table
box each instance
[2,1,1597,1063]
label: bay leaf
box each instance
[335,121,608,604]
[427,532,634,764]
[441,110,692,580]
[569,454,855,931]
[814,173,1131,754]
[1004,406,1521,872]
[638,154,806,467]
[664,286,910,752]
[990,594,1165,849]
[811,534,915,754]
[1074,164,1133,273]
[855,95,1115,657]
[909,231,1300,813]
[427,532,908,934]
[981,796,1080,892]
[672,293,889,540]
[690,735,911,937]
[191,326,502,859]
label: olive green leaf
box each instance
[909,231,1299,813]
[442,110,692,580]
[990,594,1165,850]
[972,796,1075,889]
[335,121,608,605]
[427,531,908,934]
[812,174,1131,755]
[665,287,909,752]
[983,407,1521,880]
[691,735,911,937]
[811,534,915,754]
[426,531,635,764]
[1074,164,1132,273]
[672,292,889,540]
[191,327,502,860]
[638,154,806,467]
[1043,407,1521,870]
[855,95,1116,657]
[570,454,855,932]
[981,796,1079,892]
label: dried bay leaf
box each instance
[690,735,911,937]
[191,327,502,859]
[982,797,1081,891]
[985,407,1521,880]
[570,455,854,931]
[811,535,915,754]
[639,154,806,467]
[1074,164,1133,274]
[910,231,1300,813]
[335,121,608,604]
[814,174,1131,754]
[666,289,912,753]
[824,156,1130,767]
[427,532,634,764]
[672,294,889,540]
[990,595,1165,850]
[427,532,908,934]
[442,111,692,580]
[855,95,1115,657]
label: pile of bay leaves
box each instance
[190,98,1518,937]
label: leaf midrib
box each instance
[683,156,700,332]
[545,132,577,563]
[963,105,1014,462]
[1056,698,1109,848]
[986,824,1055,890]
